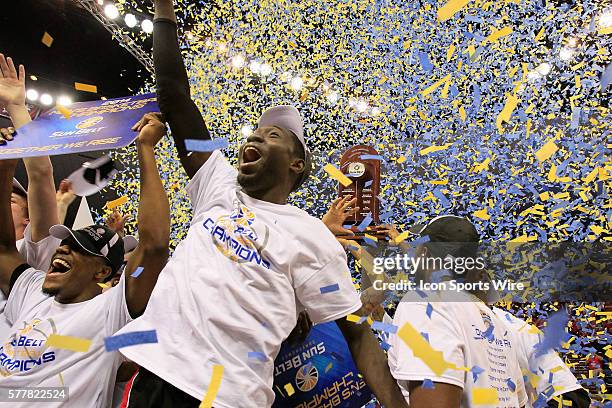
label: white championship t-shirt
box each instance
[492,307,581,406]
[0,268,132,407]
[388,291,527,408]
[115,150,362,407]
[0,226,62,340]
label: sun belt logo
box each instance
[76,116,104,129]
[295,362,319,392]
[203,203,271,269]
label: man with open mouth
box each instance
[111,1,409,407]
[0,55,65,342]
[0,60,171,408]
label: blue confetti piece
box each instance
[570,107,581,129]
[357,213,373,231]
[601,62,612,91]
[415,289,428,298]
[422,379,435,389]
[471,365,485,382]
[104,330,158,352]
[347,244,360,251]
[426,303,433,318]
[320,283,340,294]
[534,310,570,357]
[412,234,430,245]
[130,266,144,278]
[364,180,373,188]
[506,378,516,392]
[363,236,377,247]
[184,138,229,152]
[379,210,394,221]
[380,341,391,351]
[360,154,385,162]
[248,351,267,362]
[371,321,398,334]
[433,188,450,207]
[418,51,433,72]
[421,332,429,342]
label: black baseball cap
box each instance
[49,224,137,273]
[12,178,27,198]
[411,215,480,258]
[413,215,479,242]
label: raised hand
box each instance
[0,127,15,145]
[56,179,76,207]
[105,210,130,237]
[0,54,25,110]
[132,112,166,147]
[322,195,360,236]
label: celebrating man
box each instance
[0,54,170,408]
[0,54,63,340]
[113,1,409,407]
[388,216,527,407]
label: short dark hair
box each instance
[289,131,312,192]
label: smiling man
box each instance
[0,59,171,407]
[111,1,409,408]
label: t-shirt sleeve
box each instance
[389,303,466,389]
[293,250,362,324]
[17,223,61,272]
[102,273,134,335]
[4,267,48,326]
[186,150,238,219]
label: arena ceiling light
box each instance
[260,63,272,76]
[57,96,73,106]
[535,62,552,76]
[124,14,137,28]
[141,19,153,34]
[26,89,39,101]
[231,54,246,68]
[40,93,53,106]
[327,90,339,103]
[290,76,303,91]
[241,125,253,137]
[104,4,119,20]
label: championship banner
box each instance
[272,322,373,408]
[0,93,158,159]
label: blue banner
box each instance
[272,322,373,408]
[0,93,158,159]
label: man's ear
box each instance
[94,265,113,282]
[289,158,305,177]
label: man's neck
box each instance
[14,227,25,241]
[54,287,103,304]
[243,187,289,205]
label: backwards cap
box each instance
[257,105,312,190]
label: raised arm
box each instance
[123,113,170,316]
[153,0,211,178]
[0,54,59,242]
[335,314,409,408]
[0,159,25,296]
